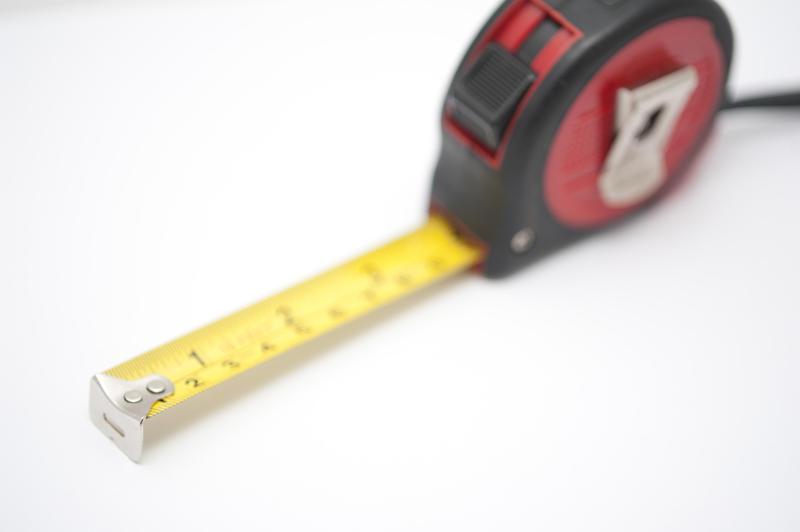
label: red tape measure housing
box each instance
[430,0,733,278]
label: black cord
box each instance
[722,90,800,110]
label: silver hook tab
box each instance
[89,373,174,462]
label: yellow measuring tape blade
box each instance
[103,215,482,418]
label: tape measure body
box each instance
[431,0,733,278]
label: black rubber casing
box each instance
[430,0,734,278]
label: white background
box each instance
[1,0,799,530]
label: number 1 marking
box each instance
[189,351,206,367]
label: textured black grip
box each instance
[448,44,536,151]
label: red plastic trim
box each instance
[495,3,545,51]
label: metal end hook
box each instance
[89,373,174,462]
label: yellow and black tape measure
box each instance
[90,216,482,461]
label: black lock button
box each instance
[448,44,536,151]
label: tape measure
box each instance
[91,0,735,461]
